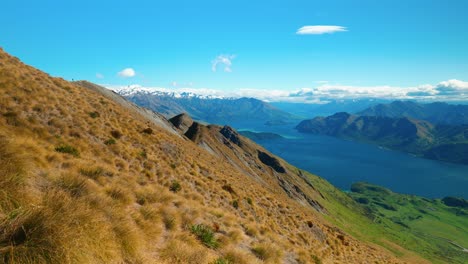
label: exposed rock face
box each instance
[184,122,202,142]
[257,150,286,173]
[169,113,194,134]
[220,125,242,147]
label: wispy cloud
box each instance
[212,54,236,72]
[296,25,348,35]
[107,79,468,103]
[96,73,104,79]
[118,68,136,78]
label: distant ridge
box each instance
[358,100,468,125]
[116,88,298,125]
[297,112,468,164]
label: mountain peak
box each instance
[169,112,194,134]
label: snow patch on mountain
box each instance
[107,85,234,100]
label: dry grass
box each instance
[0,48,405,264]
[251,242,283,263]
[1,190,120,264]
[220,247,261,264]
[159,238,209,263]
[0,136,29,212]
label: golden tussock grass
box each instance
[159,238,210,264]
[220,247,262,264]
[0,48,406,263]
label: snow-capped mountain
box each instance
[109,85,299,126]
[110,85,233,100]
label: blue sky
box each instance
[2,0,468,101]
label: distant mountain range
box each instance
[296,112,468,165]
[272,99,388,118]
[115,87,298,125]
[358,100,468,125]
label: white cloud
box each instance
[435,79,468,95]
[96,73,104,79]
[287,80,468,102]
[297,25,348,35]
[118,68,136,78]
[212,54,236,72]
[106,79,468,104]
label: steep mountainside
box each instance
[296,112,468,164]
[0,49,413,263]
[358,101,468,125]
[119,90,298,125]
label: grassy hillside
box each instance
[0,49,406,263]
[348,183,468,264]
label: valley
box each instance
[229,121,468,199]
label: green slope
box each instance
[346,182,467,263]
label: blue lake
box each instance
[231,121,468,199]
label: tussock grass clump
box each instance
[54,174,92,198]
[212,257,233,264]
[2,112,22,126]
[106,186,133,204]
[311,254,322,264]
[159,206,179,231]
[139,205,159,221]
[0,137,28,211]
[251,243,283,262]
[110,130,122,139]
[169,181,181,193]
[0,190,120,264]
[54,144,79,157]
[244,224,259,237]
[221,248,260,264]
[135,188,159,205]
[111,216,144,263]
[163,215,176,230]
[160,239,208,264]
[79,167,104,180]
[88,111,100,118]
[190,224,219,249]
[104,138,116,145]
